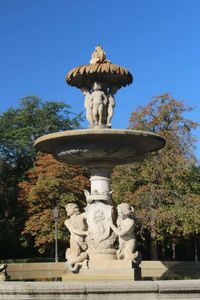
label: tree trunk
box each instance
[172,242,176,261]
[160,240,166,260]
[195,238,198,263]
[150,238,158,260]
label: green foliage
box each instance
[0,96,83,171]
[0,96,83,259]
[112,94,200,259]
[184,166,200,195]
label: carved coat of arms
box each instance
[85,202,114,249]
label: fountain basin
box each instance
[34,129,165,166]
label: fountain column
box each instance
[87,164,113,203]
[84,163,117,261]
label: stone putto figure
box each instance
[82,87,94,128]
[91,82,108,127]
[64,203,88,272]
[106,86,118,128]
[110,203,141,265]
[82,82,120,128]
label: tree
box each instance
[0,159,20,258]
[18,154,89,255]
[112,94,199,260]
[0,96,83,259]
[0,96,82,173]
[184,165,200,195]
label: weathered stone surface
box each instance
[6,261,200,281]
[85,202,115,252]
[34,129,165,166]
[1,280,200,300]
[66,45,133,90]
[64,203,88,272]
[62,267,139,281]
[110,203,142,266]
[82,82,119,129]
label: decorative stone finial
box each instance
[66,46,133,90]
[89,45,110,65]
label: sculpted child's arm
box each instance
[64,220,88,236]
[110,222,121,236]
[110,219,134,237]
[103,93,108,105]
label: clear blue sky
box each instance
[0,0,200,159]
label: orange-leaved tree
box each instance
[19,153,89,255]
[112,94,199,260]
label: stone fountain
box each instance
[35,45,165,281]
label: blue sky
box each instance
[0,0,200,159]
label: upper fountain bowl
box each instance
[34,129,165,167]
[66,45,133,90]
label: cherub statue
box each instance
[81,87,94,128]
[64,203,88,272]
[110,203,141,265]
[89,45,108,65]
[91,82,108,127]
[106,85,119,128]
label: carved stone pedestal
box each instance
[62,259,141,281]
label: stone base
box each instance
[2,280,200,300]
[62,259,141,281]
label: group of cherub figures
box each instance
[64,198,141,272]
[82,82,119,128]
